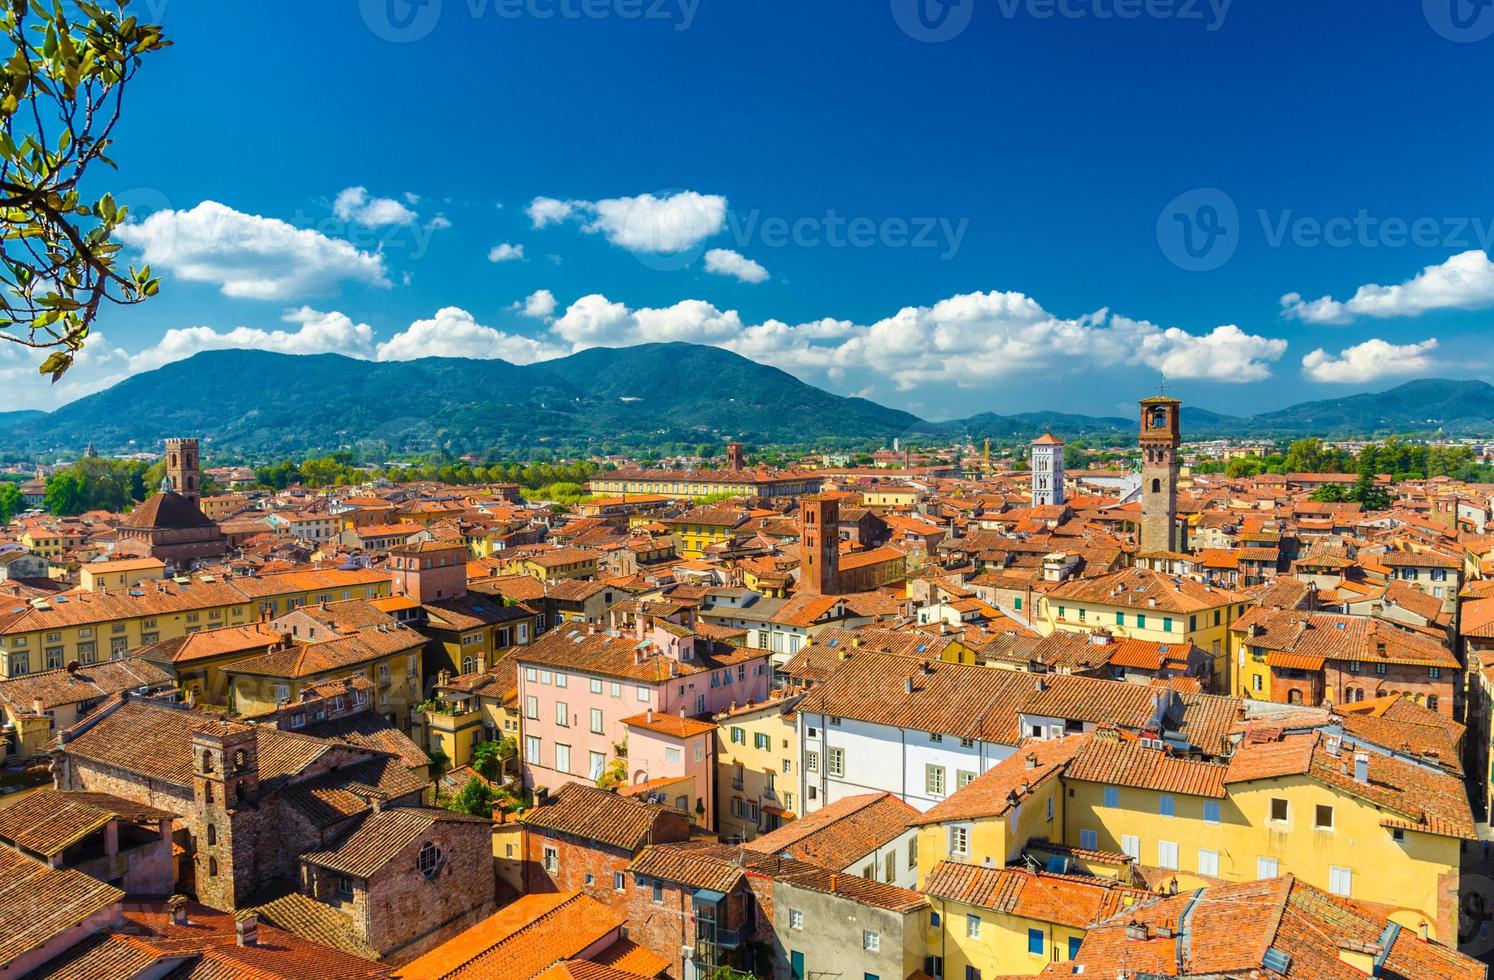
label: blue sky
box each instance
[6,0,1494,421]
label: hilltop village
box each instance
[0,401,1492,978]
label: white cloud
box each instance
[115,201,390,300]
[526,197,576,228]
[333,186,418,227]
[527,190,727,254]
[1301,338,1440,383]
[703,248,769,283]
[375,307,565,364]
[1282,250,1494,324]
[544,289,1287,388]
[488,243,525,263]
[426,214,452,230]
[516,289,557,319]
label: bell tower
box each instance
[165,437,201,505]
[800,494,840,595]
[1031,433,1065,508]
[1139,396,1181,553]
[191,721,260,909]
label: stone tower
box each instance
[726,441,745,472]
[799,494,840,595]
[191,721,260,909]
[165,438,201,505]
[1031,433,1065,507]
[1139,396,1182,553]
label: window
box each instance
[930,733,943,743]
[1315,804,1334,830]
[966,913,981,938]
[1068,936,1082,960]
[789,908,805,930]
[1136,614,1146,629]
[1429,666,1441,679]
[1028,928,1044,955]
[1115,612,1124,626]
[1257,856,1279,879]
[1375,663,1388,676]
[806,750,818,772]
[1046,797,1054,821]
[652,880,664,904]
[554,671,567,688]
[539,670,552,685]
[614,871,625,891]
[1162,617,1173,632]
[637,685,650,701]
[1203,800,1221,824]
[555,701,569,726]
[1103,785,1119,808]
[610,682,621,698]
[590,678,603,694]
[926,764,947,797]
[590,708,604,734]
[1198,848,1219,876]
[908,834,918,869]
[949,825,970,857]
[863,930,880,951]
[524,735,541,763]
[525,696,538,719]
[590,752,606,781]
[418,841,444,879]
[828,748,845,777]
[665,746,682,765]
[957,770,976,789]
[1329,866,1352,897]
[1269,798,1288,823]
[1159,794,1175,817]
[964,968,981,980]
[1080,829,1098,850]
[1158,840,1179,870]
[584,872,595,886]
[731,726,745,744]
[1121,835,1140,860]
[338,876,354,897]
[755,732,770,750]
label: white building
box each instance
[1031,432,1065,507]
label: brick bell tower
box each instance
[165,438,201,505]
[1139,396,1182,554]
[799,494,840,595]
[191,721,260,909]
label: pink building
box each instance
[621,710,718,828]
[516,607,771,803]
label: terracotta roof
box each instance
[0,657,172,711]
[1047,567,1241,613]
[522,783,686,852]
[743,792,918,867]
[912,736,1086,826]
[1066,737,1228,798]
[0,847,123,972]
[924,861,1151,928]
[301,806,490,879]
[0,789,172,858]
[621,710,716,738]
[395,891,624,980]
[135,622,283,665]
[121,491,215,530]
[225,624,423,678]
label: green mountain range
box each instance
[3,344,1493,458]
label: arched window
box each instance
[202,750,215,773]
[235,781,247,804]
[208,857,218,877]
[203,783,213,804]
[1151,478,1161,494]
[206,824,217,846]
[1288,689,1303,705]
[233,749,247,772]
[417,841,444,879]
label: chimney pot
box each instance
[236,913,259,946]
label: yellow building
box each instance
[1042,567,1245,690]
[499,548,599,581]
[914,726,1471,943]
[78,557,166,593]
[860,485,920,510]
[662,507,750,560]
[136,622,284,704]
[224,622,425,726]
[417,656,523,772]
[715,692,802,842]
[18,526,73,560]
[923,861,1153,976]
[0,568,391,679]
[1061,732,1468,941]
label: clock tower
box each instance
[1139,396,1181,554]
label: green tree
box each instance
[43,470,83,515]
[0,1,169,380]
[1310,483,1346,503]
[471,737,515,782]
[447,778,496,818]
[0,482,20,523]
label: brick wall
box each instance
[362,818,496,965]
[524,829,634,914]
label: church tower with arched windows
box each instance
[1031,433,1065,508]
[191,721,260,909]
[1139,396,1181,554]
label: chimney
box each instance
[1025,752,1039,769]
[1034,677,1046,692]
[1419,921,1429,941]
[647,708,654,723]
[168,895,190,926]
[235,913,259,947]
[904,676,915,695]
[1353,752,1369,784]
